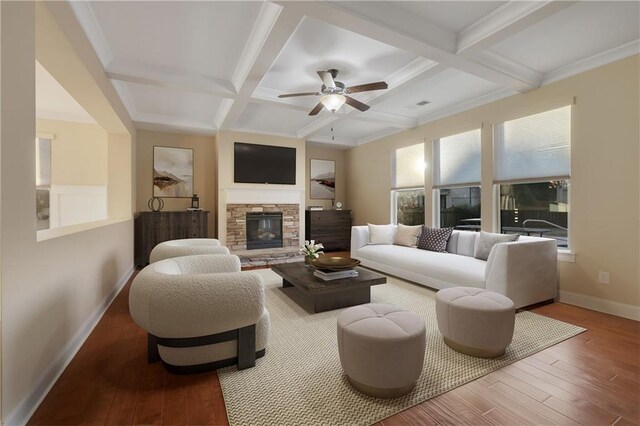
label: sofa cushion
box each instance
[368,224,396,245]
[358,244,486,288]
[474,231,519,260]
[417,227,453,252]
[446,231,478,257]
[394,224,423,247]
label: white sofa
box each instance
[351,226,558,309]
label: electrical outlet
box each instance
[598,271,610,284]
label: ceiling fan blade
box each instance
[346,81,388,94]
[278,92,321,98]
[317,70,336,88]
[309,102,324,116]
[344,95,370,112]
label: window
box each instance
[495,105,571,248]
[36,137,52,230]
[433,129,481,228]
[391,143,425,225]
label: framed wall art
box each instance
[153,146,193,197]
[309,159,335,199]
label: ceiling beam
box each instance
[276,1,537,93]
[456,1,578,54]
[105,60,236,98]
[217,4,304,130]
[134,112,217,135]
[304,135,358,147]
[469,50,543,88]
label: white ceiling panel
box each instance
[117,81,223,125]
[87,1,262,79]
[375,69,499,118]
[491,1,640,73]
[36,61,96,124]
[393,1,507,33]
[233,103,319,137]
[308,118,392,141]
[70,0,640,143]
[258,16,418,95]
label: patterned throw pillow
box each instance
[474,231,519,260]
[393,224,423,247]
[417,227,454,252]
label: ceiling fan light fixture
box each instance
[320,94,346,112]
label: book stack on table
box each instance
[313,268,358,281]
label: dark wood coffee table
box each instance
[270,262,387,313]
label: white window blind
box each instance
[433,129,481,188]
[393,143,425,189]
[495,105,571,182]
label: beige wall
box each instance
[1,3,135,424]
[305,144,347,210]
[136,130,217,237]
[217,131,306,246]
[346,56,640,315]
[37,118,108,186]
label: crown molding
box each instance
[357,127,404,145]
[542,39,640,86]
[417,88,514,126]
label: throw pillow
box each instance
[474,231,519,260]
[393,224,423,247]
[417,226,453,252]
[368,223,395,245]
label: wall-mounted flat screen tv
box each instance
[234,142,296,185]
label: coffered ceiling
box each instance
[70,1,639,148]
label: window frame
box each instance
[492,103,573,253]
[432,129,482,228]
[391,187,426,226]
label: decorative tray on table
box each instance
[310,257,360,271]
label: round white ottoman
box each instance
[337,303,426,398]
[436,287,515,358]
[149,238,229,263]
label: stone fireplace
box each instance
[226,204,299,251]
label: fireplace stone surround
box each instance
[226,204,299,251]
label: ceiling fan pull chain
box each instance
[331,123,335,141]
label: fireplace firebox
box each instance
[246,212,283,250]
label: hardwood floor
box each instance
[29,267,639,425]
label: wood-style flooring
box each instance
[29,256,639,425]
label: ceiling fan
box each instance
[278,69,388,116]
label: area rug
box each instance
[218,269,585,426]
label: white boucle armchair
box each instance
[149,238,229,263]
[129,254,269,373]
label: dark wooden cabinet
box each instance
[135,211,209,265]
[305,210,352,251]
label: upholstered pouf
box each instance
[149,238,229,263]
[436,287,515,358]
[337,303,426,398]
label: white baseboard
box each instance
[4,266,135,426]
[559,290,640,321]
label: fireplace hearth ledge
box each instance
[233,247,303,269]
